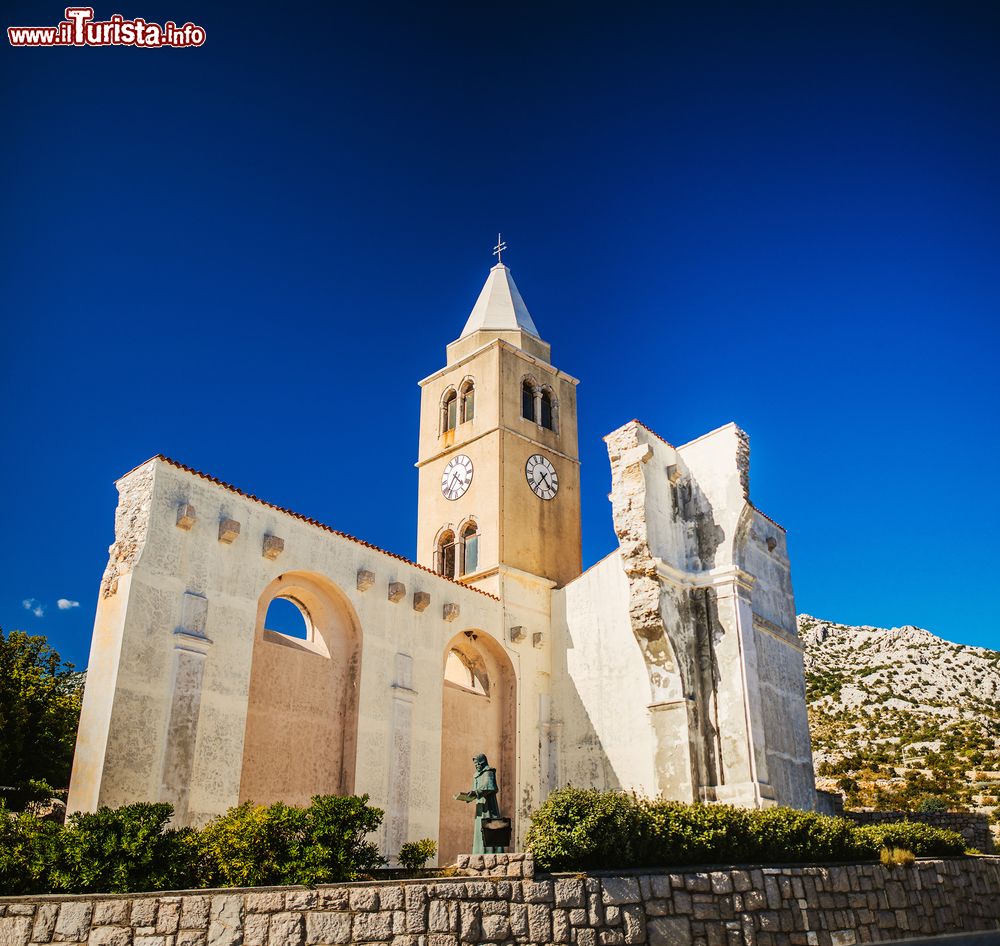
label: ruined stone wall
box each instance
[844,811,995,854]
[2,855,999,946]
[584,420,815,811]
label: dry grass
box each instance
[880,846,916,868]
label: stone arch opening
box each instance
[262,595,312,642]
[438,630,516,864]
[239,571,362,805]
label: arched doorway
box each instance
[239,572,362,805]
[438,630,516,864]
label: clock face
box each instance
[441,454,474,501]
[526,454,559,500]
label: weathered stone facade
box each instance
[2,856,999,946]
[552,421,814,811]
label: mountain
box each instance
[799,614,1000,831]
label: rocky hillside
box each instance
[799,614,1000,824]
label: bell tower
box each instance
[416,258,582,595]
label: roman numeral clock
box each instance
[441,454,473,500]
[526,454,558,500]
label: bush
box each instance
[0,794,385,895]
[398,838,437,870]
[742,807,861,863]
[642,801,754,866]
[0,806,61,895]
[50,803,200,894]
[852,822,965,858]
[917,795,949,813]
[198,795,384,887]
[527,789,970,872]
[525,788,653,872]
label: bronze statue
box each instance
[455,753,505,854]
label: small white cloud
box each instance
[22,598,45,617]
[57,599,80,610]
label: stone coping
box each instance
[2,855,996,904]
[547,854,1000,877]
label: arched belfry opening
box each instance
[438,630,516,864]
[239,572,362,806]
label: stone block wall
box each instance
[814,792,844,818]
[844,811,994,854]
[1,855,999,946]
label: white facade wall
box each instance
[68,458,550,858]
[550,552,656,792]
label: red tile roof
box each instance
[121,456,501,601]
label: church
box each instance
[67,257,816,864]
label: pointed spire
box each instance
[459,263,540,339]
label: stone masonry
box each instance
[2,855,999,946]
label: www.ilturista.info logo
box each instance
[8,7,206,47]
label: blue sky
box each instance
[2,0,998,666]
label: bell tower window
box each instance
[540,389,554,430]
[461,521,479,575]
[442,389,458,433]
[435,529,457,578]
[521,380,535,421]
[460,381,475,423]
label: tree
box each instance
[0,629,83,808]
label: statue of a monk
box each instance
[455,753,504,854]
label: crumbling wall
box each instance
[100,462,156,598]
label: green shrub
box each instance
[917,795,949,813]
[642,801,754,866]
[0,806,61,895]
[525,788,653,872]
[198,795,384,887]
[50,803,199,894]
[2,794,385,895]
[743,808,861,863]
[527,789,970,871]
[398,838,437,870]
[852,821,965,858]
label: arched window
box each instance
[461,521,479,575]
[442,389,458,433]
[436,529,457,578]
[521,380,535,421]
[444,647,489,695]
[460,380,475,423]
[243,572,362,808]
[540,389,554,430]
[263,595,311,642]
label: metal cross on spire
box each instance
[492,233,507,265]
